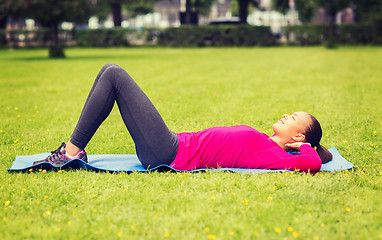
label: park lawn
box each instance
[0,47,381,239]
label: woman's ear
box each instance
[292,133,306,142]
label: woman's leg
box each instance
[69,63,178,169]
[66,63,115,156]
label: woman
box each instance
[33,63,332,174]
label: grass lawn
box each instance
[0,47,381,239]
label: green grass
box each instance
[0,47,381,239]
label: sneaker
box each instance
[33,142,88,166]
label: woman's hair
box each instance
[304,114,333,164]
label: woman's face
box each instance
[272,112,312,141]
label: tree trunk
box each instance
[49,22,65,58]
[185,0,192,24]
[329,11,336,38]
[51,22,58,47]
[326,9,337,48]
[238,0,249,24]
[0,17,6,47]
[0,17,6,30]
[112,2,122,27]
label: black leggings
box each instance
[70,63,178,169]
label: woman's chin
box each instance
[271,124,278,134]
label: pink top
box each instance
[170,125,321,174]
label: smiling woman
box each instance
[33,63,331,174]
[271,112,313,150]
[271,112,333,164]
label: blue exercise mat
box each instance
[8,146,353,173]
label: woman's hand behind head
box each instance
[285,142,311,150]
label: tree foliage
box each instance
[273,0,316,23]
[353,0,382,24]
[95,0,156,26]
[316,0,351,18]
[194,0,217,16]
[316,0,352,47]
[0,0,24,18]
[181,0,217,25]
[126,0,156,17]
[0,0,28,28]
[272,0,379,24]
[7,0,96,57]
[17,0,94,26]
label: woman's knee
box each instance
[102,63,120,71]
[104,64,127,77]
[100,63,123,78]
[101,64,132,87]
[103,64,127,78]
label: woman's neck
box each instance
[270,135,289,151]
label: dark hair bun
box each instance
[316,145,333,164]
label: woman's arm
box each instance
[286,143,322,174]
[285,142,311,150]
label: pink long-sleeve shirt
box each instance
[170,125,321,174]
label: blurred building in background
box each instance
[122,0,233,28]
[313,7,354,25]
[4,0,355,31]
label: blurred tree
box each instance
[181,0,259,25]
[98,0,156,27]
[183,0,193,24]
[230,0,239,16]
[10,0,95,58]
[127,0,156,17]
[194,0,216,16]
[274,0,382,24]
[0,1,9,29]
[180,0,217,25]
[0,0,27,29]
[353,0,382,24]
[317,0,352,48]
[236,0,260,24]
[273,0,316,23]
[274,0,351,47]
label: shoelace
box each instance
[50,143,66,154]
[47,143,66,162]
